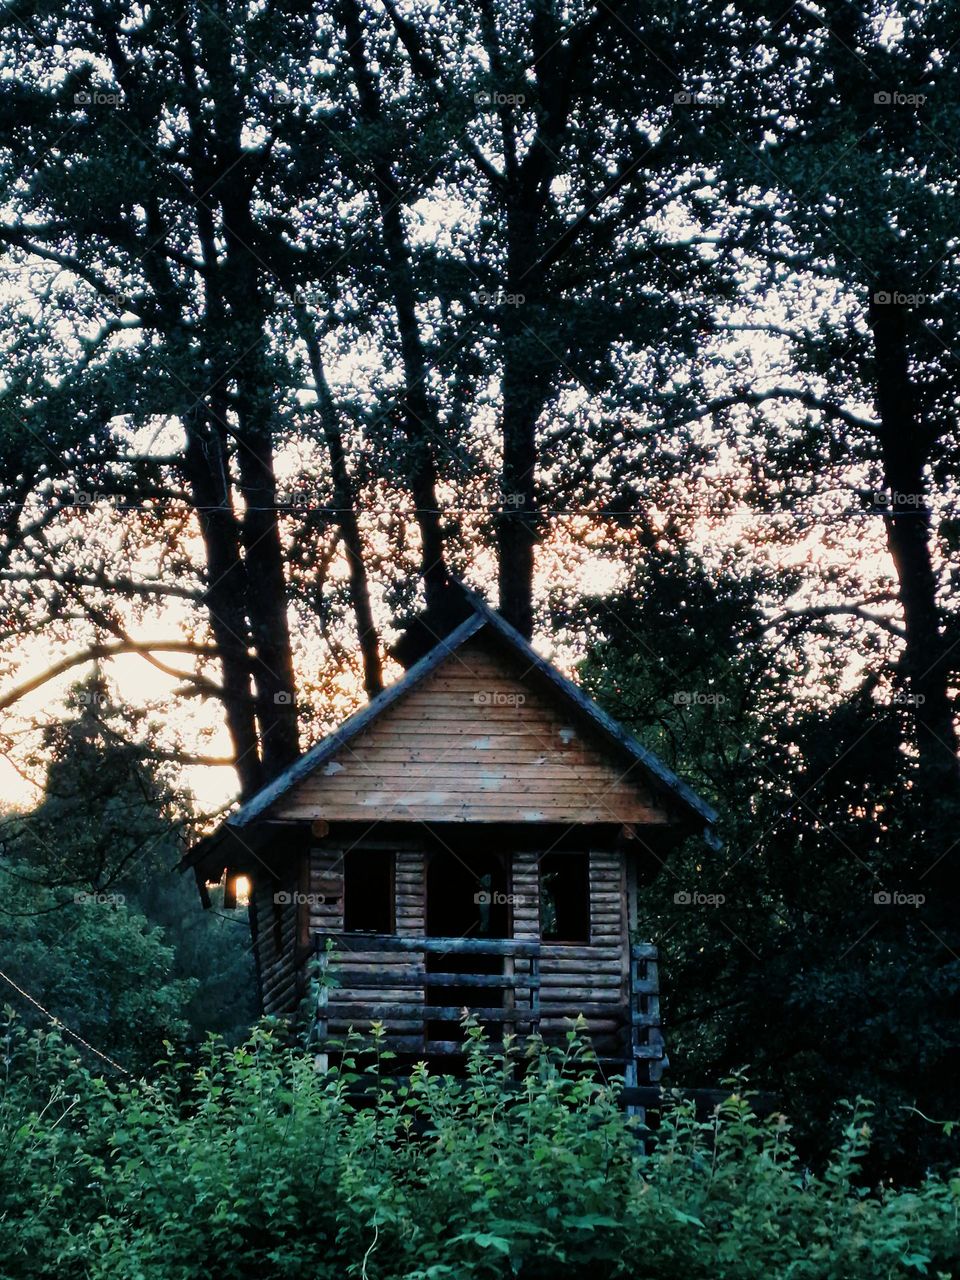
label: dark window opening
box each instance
[540,853,590,942]
[425,848,508,1046]
[426,850,509,939]
[344,849,394,933]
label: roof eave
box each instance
[456,589,719,828]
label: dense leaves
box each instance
[1,1018,958,1280]
[577,545,960,1179]
[0,679,256,1066]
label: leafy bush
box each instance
[1,1014,958,1279]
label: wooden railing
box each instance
[312,932,541,1055]
[309,933,665,1076]
[629,943,667,1082]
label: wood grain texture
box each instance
[273,638,671,825]
[254,878,300,1016]
[295,841,642,1062]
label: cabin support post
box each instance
[313,945,330,1073]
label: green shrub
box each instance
[1,1014,958,1279]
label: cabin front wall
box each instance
[288,832,648,1065]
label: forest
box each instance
[1,0,960,1274]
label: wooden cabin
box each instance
[182,591,716,1084]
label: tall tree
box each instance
[0,0,780,788]
[704,0,960,796]
[578,540,960,1180]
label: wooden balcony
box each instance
[312,932,541,1055]
[310,933,667,1078]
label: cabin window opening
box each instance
[343,849,394,933]
[539,853,590,942]
[426,850,509,940]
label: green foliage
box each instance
[0,1018,957,1280]
[0,682,256,1065]
[0,866,193,1070]
[577,545,960,1180]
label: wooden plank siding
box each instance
[303,841,428,1033]
[253,876,301,1016]
[314,935,540,1052]
[272,638,671,826]
[538,850,630,1055]
[395,846,425,934]
[300,841,634,1059]
[512,847,628,1050]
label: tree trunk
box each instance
[182,404,262,798]
[221,233,300,777]
[208,20,300,780]
[498,341,540,639]
[337,0,449,613]
[869,294,959,791]
[297,306,383,699]
[486,5,575,639]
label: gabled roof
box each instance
[181,589,717,875]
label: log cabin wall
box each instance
[253,871,300,1016]
[301,837,630,1052]
[395,845,426,934]
[511,849,540,939]
[305,838,428,1044]
[303,838,424,940]
[514,846,629,1055]
[307,843,345,934]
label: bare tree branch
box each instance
[766,604,905,638]
[0,639,221,711]
[686,387,880,435]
